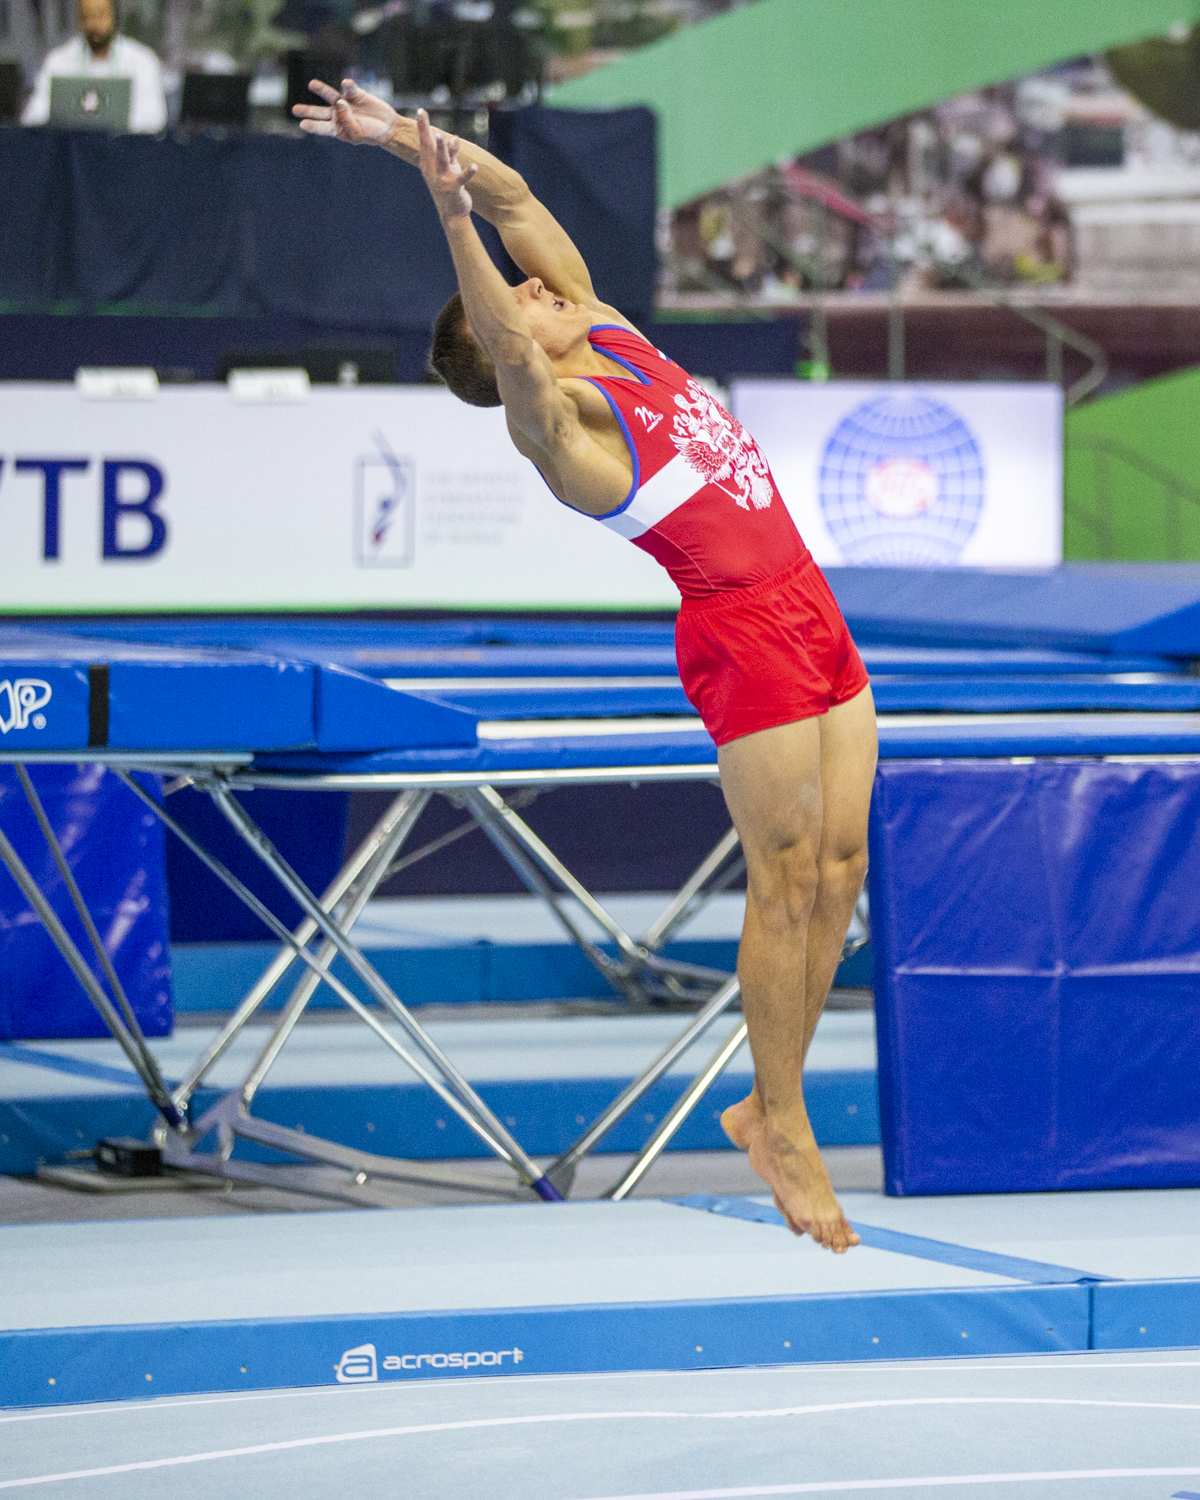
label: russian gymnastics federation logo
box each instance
[818,393,985,566]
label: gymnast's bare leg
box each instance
[719,685,877,1252]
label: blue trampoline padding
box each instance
[0,631,315,752]
[255,712,1200,775]
[0,663,89,751]
[314,667,476,751]
[107,655,313,751]
[828,563,1200,657]
[869,757,1200,1196]
[670,1196,1103,1284]
[253,728,719,775]
[869,678,1200,713]
[406,685,695,717]
[0,632,479,753]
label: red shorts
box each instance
[675,555,870,747]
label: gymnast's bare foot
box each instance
[720,1086,765,1150]
[747,1112,860,1254]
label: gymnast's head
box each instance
[430,280,595,407]
[429,293,501,408]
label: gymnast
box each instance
[294,82,879,1253]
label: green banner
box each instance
[549,0,1200,207]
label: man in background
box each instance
[22,0,166,131]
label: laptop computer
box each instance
[49,75,131,131]
[180,71,250,128]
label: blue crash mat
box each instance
[0,765,173,1040]
[828,563,1200,656]
[869,756,1200,1195]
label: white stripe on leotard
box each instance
[600,452,706,540]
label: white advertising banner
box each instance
[0,384,679,613]
[731,380,1063,569]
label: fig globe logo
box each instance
[864,457,938,519]
[818,392,985,565]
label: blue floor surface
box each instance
[5,1354,1200,1499]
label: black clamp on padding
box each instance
[87,663,109,748]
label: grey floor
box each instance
[0,1146,884,1224]
[4,1352,1198,1498]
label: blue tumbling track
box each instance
[3,1189,1199,1408]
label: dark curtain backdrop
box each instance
[487,105,657,324]
[0,107,656,327]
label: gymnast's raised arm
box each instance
[293,79,597,306]
[410,111,630,517]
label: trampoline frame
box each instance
[0,747,779,1206]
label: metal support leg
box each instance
[116,772,539,1186]
[201,783,563,1200]
[605,1018,749,1201]
[239,796,429,1109]
[640,826,743,952]
[172,789,430,1109]
[1046,329,1064,389]
[465,785,732,1003]
[466,784,646,963]
[544,975,742,1196]
[0,815,184,1128]
[464,788,629,986]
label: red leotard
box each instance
[575,323,870,745]
[581,324,807,598]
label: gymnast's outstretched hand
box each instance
[417,109,477,222]
[292,78,396,144]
